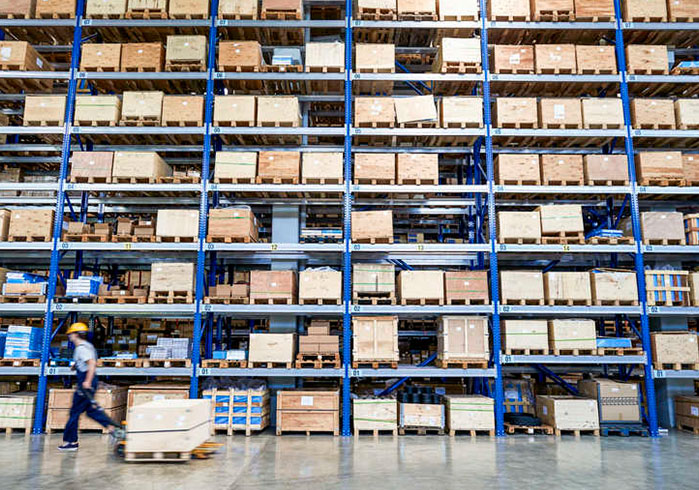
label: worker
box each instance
[58,322,120,452]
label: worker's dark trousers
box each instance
[63,372,113,443]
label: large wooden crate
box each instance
[208,208,258,242]
[640,211,685,245]
[257,151,300,183]
[249,333,296,364]
[630,99,675,130]
[169,0,209,18]
[257,96,301,127]
[622,0,667,22]
[23,96,66,126]
[432,37,481,73]
[47,386,127,433]
[437,0,479,20]
[219,0,258,19]
[214,152,257,183]
[397,270,444,304]
[444,270,489,305]
[352,263,395,297]
[249,270,296,304]
[79,43,121,71]
[445,395,494,434]
[396,153,438,184]
[537,396,599,431]
[161,95,204,126]
[549,319,597,352]
[582,98,624,129]
[394,95,437,126]
[583,154,628,185]
[646,270,690,307]
[356,43,395,73]
[437,316,489,364]
[537,204,584,234]
[213,95,256,126]
[636,151,684,186]
[530,0,574,21]
[203,387,269,436]
[70,151,114,182]
[651,333,699,369]
[112,151,171,180]
[127,384,190,409]
[589,269,638,305]
[493,98,538,128]
[667,0,699,22]
[155,209,199,239]
[0,393,35,433]
[355,97,395,127]
[492,45,534,74]
[543,271,592,305]
[86,0,127,17]
[0,41,49,71]
[573,0,614,20]
[354,153,396,183]
[575,45,617,75]
[440,97,483,128]
[0,0,35,18]
[497,211,541,243]
[150,262,195,293]
[218,41,263,71]
[500,270,544,304]
[488,0,530,21]
[353,398,398,435]
[541,154,584,185]
[74,95,121,126]
[495,154,540,185]
[165,35,207,70]
[675,396,699,434]
[121,42,164,71]
[684,154,699,186]
[539,98,582,129]
[675,99,699,130]
[302,152,343,184]
[352,210,393,243]
[400,403,445,430]
[352,316,399,363]
[120,91,164,124]
[299,268,342,304]
[276,390,339,436]
[8,208,54,241]
[534,44,577,74]
[626,45,668,75]
[305,42,344,72]
[502,319,548,353]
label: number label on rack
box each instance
[206,243,214,251]
[632,129,643,137]
[212,127,221,134]
[561,245,570,252]
[214,72,224,79]
[270,243,278,251]
[350,369,363,377]
[198,367,211,376]
[654,370,665,379]
[637,186,647,193]
[64,183,75,191]
[643,245,653,252]
[492,128,502,135]
[352,73,361,81]
[72,126,80,134]
[500,305,511,313]
[502,355,514,364]
[218,20,229,27]
[352,304,363,313]
[352,185,360,192]
[494,185,504,192]
[60,242,70,250]
[354,128,361,135]
[77,72,87,79]
[352,244,361,251]
[209,183,219,191]
[648,306,659,313]
[203,304,212,312]
[54,303,63,311]
[46,367,58,375]
[82,19,92,26]
[123,242,132,250]
[498,244,507,252]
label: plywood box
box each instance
[207,208,258,241]
[438,316,489,361]
[640,212,685,243]
[257,96,301,127]
[667,0,699,21]
[675,99,699,130]
[249,333,296,363]
[0,0,35,18]
[299,268,341,302]
[161,95,204,126]
[582,98,623,129]
[494,98,538,128]
[352,316,399,362]
[112,151,171,180]
[218,41,263,71]
[651,333,699,367]
[541,154,584,184]
[535,44,577,74]
[583,154,628,185]
[394,95,437,125]
[492,45,534,74]
[488,0,530,20]
[589,269,638,304]
[121,91,164,123]
[213,95,256,126]
[305,42,344,72]
[49,385,127,409]
[497,211,541,243]
[276,390,339,436]
[537,396,599,430]
[80,43,121,71]
[353,399,398,434]
[578,380,641,423]
[46,405,121,433]
[574,0,614,20]
[70,152,114,181]
[355,97,395,127]
[437,0,479,20]
[575,45,617,75]
[544,271,592,304]
[156,209,199,238]
[86,0,127,17]
[626,45,668,74]
[258,151,300,183]
[630,99,675,130]
[500,270,544,303]
[169,0,209,17]
[400,403,444,429]
[444,270,489,305]
[127,384,189,409]
[636,151,684,184]
[219,0,258,18]
[502,319,548,351]
[74,95,121,125]
[249,270,296,303]
[530,0,574,20]
[0,41,49,71]
[396,153,438,184]
[302,152,343,183]
[9,208,54,240]
[440,97,483,128]
[354,153,395,183]
[0,393,35,430]
[445,395,494,432]
[495,154,540,184]
[356,44,394,72]
[165,35,207,67]
[352,263,395,296]
[24,96,65,126]
[352,210,393,242]
[539,98,582,129]
[214,152,257,182]
[623,0,667,22]
[397,270,444,303]
[150,262,195,292]
[537,204,583,233]
[121,43,165,72]
[432,37,481,72]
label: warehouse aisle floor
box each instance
[1,432,698,489]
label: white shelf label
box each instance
[198,367,211,376]
[350,369,363,377]
[46,367,58,375]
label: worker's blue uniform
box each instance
[63,341,114,443]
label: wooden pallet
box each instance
[352,292,396,305]
[155,236,197,243]
[353,178,395,185]
[448,428,495,437]
[600,424,649,437]
[214,120,255,127]
[119,116,160,127]
[357,8,396,20]
[396,178,437,185]
[646,298,690,307]
[587,236,634,245]
[642,238,686,246]
[74,119,118,125]
[2,426,32,435]
[255,177,299,184]
[351,360,398,369]
[435,359,488,369]
[200,359,247,368]
[125,451,191,462]
[264,65,303,73]
[655,363,699,371]
[434,61,481,74]
[554,428,600,437]
[551,349,597,356]
[0,359,40,367]
[276,428,339,436]
[593,299,639,306]
[542,179,584,186]
[583,123,624,129]
[351,237,394,245]
[68,176,111,184]
[165,61,206,72]
[545,298,593,306]
[585,179,629,186]
[247,361,293,369]
[213,177,255,184]
[596,347,644,356]
[638,178,686,187]
[504,348,549,356]
[55,296,97,304]
[148,291,194,304]
[496,122,538,129]
[295,353,341,369]
[143,359,191,368]
[634,123,675,130]
[399,426,444,435]
[541,231,586,244]
[261,10,302,20]
[97,358,145,368]
[0,295,46,304]
[125,8,168,19]
[62,234,110,242]
[97,295,147,304]
[501,298,546,305]
[299,298,342,305]
[7,235,51,242]
[23,120,63,127]
[500,237,541,244]
[250,297,294,305]
[111,177,158,184]
[156,176,200,184]
[504,423,554,435]
[203,296,249,305]
[445,298,489,306]
[399,298,444,306]
[497,179,540,185]
[205,235,256,243]
[533,11,574,22]
[354,427,398,437]
[677,423,699,435]
[112,235,157,242]
[305,66,344,74]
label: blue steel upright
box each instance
[612,0,659,436]
[190,0,220,399]
[32,0,87,434]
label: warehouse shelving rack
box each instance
[0,0,696,438]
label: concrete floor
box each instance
[1,432,698,489]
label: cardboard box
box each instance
[219,0,258,18]
[352,263,395,295]
[622,0,667,21]
[356,43,394,72]
[299,268,341,302]
[353,399,397,434]
[631,98,675,129]
[70,152,114,181]
[535,44,577,74]
[298,333,339,354]
[301,152,343,183]
[445,395,494,432]
[80,43,121,71]
[582,98,624,128]
[165,35,207,68]
[276,390,339,435]
[207,208,258,241]
[538,98,582,128]
[213,95,256,126]
[257,151,300,182]
[0,0,35,18]
[355,97,395,127]
[257,96,301,127]
[397,270,444,302]
[394,95,437,125]
[575,45,617,74]
[400,403,444,429]
[396,153,438,184]
[626,44,668,74]
[488,0,530,20]
[536,396,599,430]
[541,154,584,184]
[74,95,121,125]
[354,153,396,183]
[351,210,393,242]
[500,270,544,303]
[305,42,344,72]
[651,332,699,367]
[589,269,638,304]
[150,262,195,293]
[23,96,66,126]
[492,45,534,74]
[352,316,399,362]
[583,154,629,184]
[544,271,592,304]
[440,97,483,128]
[218,41,263,71]
[161,95,204,126]
[155,209,199,238]
[438,316,489,362]
[432,37,481,72]
[86,0,127,17]
[444,270,489,304]
[0,41,49,71]
[578,380,641,423]
[9,208,54,240]
[121,91,164,123]
[121,43,164,72]
[502,319,548,351]
[169,0,209,17]
[667,0,699,21]
[538,204,583,234]
[636,151,684,184]
[574,0,614,19]
[214,152,257,182]
[530,0,574,20]
[495,154,540,184]
[112,151,171,180]
[675,99,699,130]
[640,212,685,243]
[494,98,538,128]
[497,211,541,242]
[249,333,296,364]
[249,270,296,303]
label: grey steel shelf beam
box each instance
[351,243,491,253]
[647,307,699,316]
[0,242,53,251]
[495,184,631,194]
[490,74,621,83]
[496,243,636,253]
[653,370,699,379]
[51,303,196,315]
[632,129,699,138]
[71,126,205,135]
[627,75,699,84]
[352,305,493,315]
[0,71,71,80]
[352,21,479,29]
[641,245,699,254]
[353,184,488,194]
[0,183,59,192]
[57,242,199,251]
[212,127,344,136]
[81,19,209,27]
[623,22,699,30]
[208,183,343,193]
[351,128,485,137]
[498,305,642,315]
[0,367,41,376]
[0,19,74,27]
[351,73,483,82]
[351,367,496,378]
[202,304,343,315]
[217,19,344,28]
[491,128,626,137]
[216,72,344,81]
[65,183,200,192]
[0,126,65,134]
[206,243,343,252]
[501,354,646,365]
[43,367,192,377]
[0,304,47,315]
[197,368,343,377]
[488,21,615,30]
[638,186,699,195]
[78,72,208,80]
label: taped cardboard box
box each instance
[257,96,301,127]
[353,399,397,434]
[583,154,629,184]
[218,41,263,71]
[397,270,444,302]
[258,151,300,182]
[537,204,584,233]
[444,270,489,304]
[161,95,204,126]
[214,152,257,182]
[207,208,258,241]
[112,151,171,180]
[502,320,548,351]
[249,270,297,303]
[396,153,438,184]
[23,96,66,126]
[536,396,599,430]
[213,95,256,126]
[8,208,55,240]
[121,43,165,72]
[497,211,541,242]
[352,263,395,295]
[495,154,540,184]
[155,209,199,238]
[305,42,344,72]
[500,270,544,303]
[589,269,638,304]
[394,95,437,125]
[70,152,114,181]
[493,45,534,74]
[543,271,592,304]
[351,210,393,242]
[121,91,164,123]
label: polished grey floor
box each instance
[1,431,698,489]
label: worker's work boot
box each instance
[58,442,79,452]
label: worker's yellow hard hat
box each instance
[66,322,89,334]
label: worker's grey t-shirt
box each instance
[73,341,97,373]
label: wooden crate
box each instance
[302,152,343,184]
[583,155,629,185]
[495,154,540,185]
[640,212,685,245]
[276,390,339,436]
[492,45,534,74]
[534,44,577,74]
[86,0,127,17]
[70,151,114,182]
[651,333,699,368]
[493,98,538,128]
[356,43,394,72]
[257,96,301,127]
[537,204,584,233]
[394,95,437,126]
[444,270,489,305]
[630,99,676,130]
[530,0,574,21]
[203,387,269,436]
[582,98,623,129]
[488,0,530,21]
[541,154,584,185]
[8,208,54,241]
[396,153,438,184]
[74,95,121,126]
[249,270,296,303]
[352,316,399,362]
[575,45,617,75]
[440,97,483,128]
[120,43,164,72]
[169,0,209,18]
[675,396,699,434]
[354,153,395,183]
[23,96,65,126]
[646,270,690,306]
[675,99,699,130]
[432,37,481,73]
[543,271,592,305]
[685,215,699,246]
[437,0,479,20]
[667,0,699,22]
[112,151,171,180]
[0,393,35,433]
[305,42,344,72]
[500,270,544,304]
[355,97,395,127]
[257,151,300,183]
[120,91,164,124]
[249,333,296,364]
[589,269,638,305]
[502,320,548,352]
[353,399,398,435]
[299,268,341,303]
[549,319,597,352]
[218,41,263,71]
[80,43,121,71]
[351,210,393,243]
[636,151,684,186]
[623,0,667,22]
[155,209,199,239]
[0,0,35,18]
[397,270,443,304]
[219,0,258,19]
[214,152,257,182]
[437,316,489,362]
[213,95,256,126]
[626,45,668,75]
[400,403,445,430]
[161,95,204,126]
[445,395,494,433]
[497,211,541,243]
[0,41,49,71]
[165,35,207,70]
[352,263,395,296]
[150,262,195,293]
[683,154,699,186]
[538,98,582,129]
[573,0,614,20]
[537,396,599,431]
